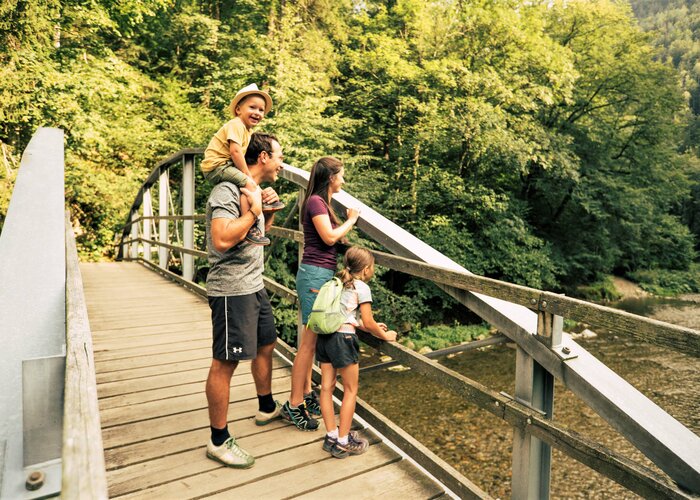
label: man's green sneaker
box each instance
[206,437,255,468]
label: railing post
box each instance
[511,311,559,499]
[158,168,169,269]
[182,154,195,281]
[129,210,139,259]
[297,187,305,348]
[142,189,152,262]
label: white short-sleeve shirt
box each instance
[337,279,372,333]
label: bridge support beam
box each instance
[129,210,138,259]
[511,311,560,499]
[158,169,169,268]
[181,154,195,281]
[142,189,152,262]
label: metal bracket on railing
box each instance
[499,391,547,417]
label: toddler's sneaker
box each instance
[262,201,285,212]
[255,400,283,426]
[304,390,321,416]
[330,432,369,459]
[281,401,319,431]
[245,226,270,246]
[206,437,254,468]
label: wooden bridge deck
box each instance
[81,262,448,499]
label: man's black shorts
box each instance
[208,289,277,361]
[316,332,360,369]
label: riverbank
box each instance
[361,282,700,498]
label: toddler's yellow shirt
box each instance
[201,117,251,173]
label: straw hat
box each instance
[229,83,273,115]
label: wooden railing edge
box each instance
[63,211,108,499]
[122,220,700,358]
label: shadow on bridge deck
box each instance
[82,261,449,499]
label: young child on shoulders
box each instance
[317,246,398,458]
[200,83,284,246]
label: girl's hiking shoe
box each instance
[262,201,285,212]
[206,437,255,468]
[323,431,362,453]
[281,401,319,431]
[330,432,369,459]
[304,390,322,416]
[245,226,270,246]
[322,434,337,452]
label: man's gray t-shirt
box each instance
[206,182,265,296]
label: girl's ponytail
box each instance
[337,246,375,288]
[337,267,354,288]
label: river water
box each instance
[360,295,700,499]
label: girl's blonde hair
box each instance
[337,246,375,288]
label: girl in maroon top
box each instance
[282,157,360,430]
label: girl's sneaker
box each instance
[323,430,361,453]
[245,226,270,246]
[322,433,337,452]
[330,432,369,459]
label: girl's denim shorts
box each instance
[296,263,335,325]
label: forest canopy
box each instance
[1,0,698,304]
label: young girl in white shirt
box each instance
[316,246,398,458]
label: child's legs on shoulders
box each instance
[206,163,255,213]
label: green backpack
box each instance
[307,277,346,335]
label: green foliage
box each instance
[1,0,698,332]
[627,263,700,296]
[404,323,491,351]
[574,275,622,302]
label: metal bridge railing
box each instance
[116,148,700,499]
[0,127,108,499]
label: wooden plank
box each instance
[100,377,292,428]
[299,460,445,499]
[105,412,350,471]
[91,320,211,341]
[93,329,210,351]
[97,363,211,399]
[89,311,211,332]
[94,339,211,364]
[63,212,109,499]
[102,392,290,449]
[96,356,286,384]
[99,369,291,410]
[96,340,211,376]
[206,440,397,500]
[116,436,385,500]
[104,415,311,470]
[107,420,336,497]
